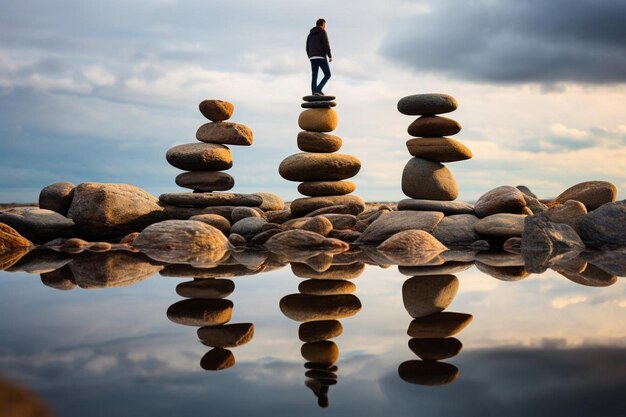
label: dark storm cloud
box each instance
[382,0,626,84]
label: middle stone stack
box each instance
[279,96,364,217]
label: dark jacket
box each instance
[306,26,332,59]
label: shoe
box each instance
[313,92,324,96]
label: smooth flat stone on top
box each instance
[196,122,253,146]
[303,95,336,102]
[159,192,262,207]
[175,171,235,192]
[279,153,361,182]
[398,93,458,115]
[298,181,356,197]
[398,199,474,214]
[408,115,462,137]
[199,99,234,122]
[290,195,366,217]
[402,158,458,201]
[302,101,336,108]
[298,108,338,132]
[406,137,473,162]
[297,131,342,153]
[166,143,232,171]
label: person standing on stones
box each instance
[306,18,332,96]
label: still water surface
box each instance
[1,249,625,416]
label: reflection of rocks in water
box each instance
[298,279,356,295]
[408,337,462,361]
[280,294,362,321]
[402,275,459,318]
[398,360,460,386]
[176,279,235,298]
[299,320,343,342]
[399,261,473,276]
[408,312,473,338]
[291,262,364,279]
[200,348,236,371]
[0,377,57,417]
[557,262,617,287]
[475,261,529,281]
[198,323,254,347]
[6,249,71,274]
[40,265,76,291]
[167,298,233,327]
[582,249,626,277]
[69,251,163,289]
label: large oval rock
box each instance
[474,213,526,237]
[407,312,473,338]
[408,115,462,137]
[398,199,474,215]
[406,137,472,162]
[298,181,356,197]
[398,361,459,386]
[297,131,342,153]
[0,223,32,253]
[298,279,356,295]
[578,200,626,247]
[432,214,480,246]
[290,196,365,217]
[199,99,234,122]
[378,230,447,265]
[188,213,231,234]
[0,207,74,244]
[166,143,232,171]
[408,337,463,361]
[299,320,343,342]
[38,182,75,215]
[230,217,267,239]
[159,192,262,208]
[252,192,285,211]
[69,251,162,288]
[402,158,458,200]
[176,279,235,299]
[196,122,253,146]
[198,323,254,347]
[279,293,362,321]
[279,153,361,182]
[544,200,587,232]
[167,298,233,326]
[555,181,617,211]
[474,185,526,218]
[301,341,339,365]
[175,171,235,192]
[133,220,229,266]
[397,94,458,115]
[67,182,164,239]
[298,108,338,132]
[200,348,235,371]
[356,211,444,244]
[402,275,459,318]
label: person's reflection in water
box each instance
[398,260,473,386]
[280,250,364,407]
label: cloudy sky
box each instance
[1,0,625,202]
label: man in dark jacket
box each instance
[306,18,332,95]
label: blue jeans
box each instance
[311,59,331,94]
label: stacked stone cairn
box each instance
[279,258,364,407]
[167,274,254,371]
[396,93,473,213]
[279,96,365,217]
[397,269,473,386]
[160,99,264,217]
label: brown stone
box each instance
[265,230,349,253]
[407,312,473,338]
[38,182,75,216]
[297,131,343,153]
[175,171,235,192]
[298,181,356,197]
[407,115,462,137]
[298,108,338,132]
[290,195,365,217]
[474,213,526,237]
[356,211,444,244]
[398,360,459,386]
[474,186,527,218]
[397,93,458,115]
[298,279,356,295]
[196,122,253,146]
[279,153,361,182]
[176,279,235,298]
[69,251,162,289]
[402,275,459,318]
[402,158,458,200]
[0,222,31,253]
[166,143,232,171]
[408,337,463,361]
[167,299,233,327]
[398,199,474,215]
[555,181,617,211]
[159,192,262,208]
[544,200,587,232]
[432,214,480,246]
[200,348,235,370]
[252,192,285,211]
[198,323,254,347]
[291,262,365,279]
[475,261,529,281]
[188,214,231,234]
[378,230,447,266]
[199,99,234,122]
[301,341,339,365]
[406,137,472,162]
[279,293,362,321]
[299,320,343,342]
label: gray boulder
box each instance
[0,207,74,243]
[38,182,75,215]
[578,200,626,248]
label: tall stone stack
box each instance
[397,271,473,386]
[396,94,473,212]
[279,258,364,407]
[279,96,365,217]
[160,99,263,213]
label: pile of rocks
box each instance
[279,96,365,217]
[396,93,472,212]
[161,99,265,217]
[279,256,363,407]
[167,275,254,371]
[397,269,473,386]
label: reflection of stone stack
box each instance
[279,257,363,407]
[279,96,365,217]
[397,273,473,386]
[397,94,472,207]
[167,277,253,371]
[160,99,263,211]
